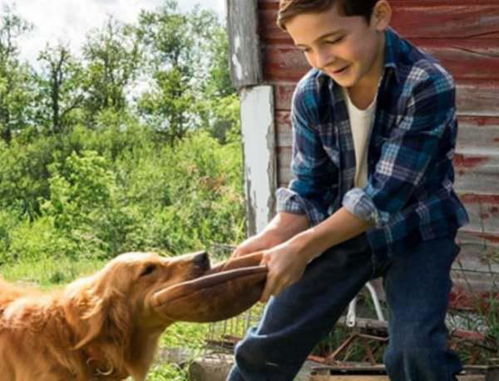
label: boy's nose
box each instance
[314,51,335,70]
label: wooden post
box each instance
[227,0,262,90]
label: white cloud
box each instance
[1,0,225,64]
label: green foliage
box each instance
[0,5,244,379]
[0,126,245,263]
[115,130,245,254]
[82,18,141,122]
[138,66,196,143]
[35,44,85,134]
[0,1,239,144]
[147,363,190,381]
[199,93,241,144]
[136,2,236,143]
[0,136,54,216]
[0,6,34,142]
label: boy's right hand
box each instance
[230,212,309,259]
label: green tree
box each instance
[35,44,85,134]
[136,1,221,143]
[197,24,240,143]
[0,6,34,143]
[82,18,141,123]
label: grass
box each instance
[0,256,106,288]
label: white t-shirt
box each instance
[342,88,377,188]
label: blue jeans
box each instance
[227,234,462,381]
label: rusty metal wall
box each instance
[257,0,499,308]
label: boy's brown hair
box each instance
[277,0,379,30]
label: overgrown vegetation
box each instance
[0,2,244,379]
[0,0,244,263]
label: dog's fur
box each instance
[0,251,210,381]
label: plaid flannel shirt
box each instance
[276,28,469,258]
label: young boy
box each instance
[227,0,469,380]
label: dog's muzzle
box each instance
[151,252,267,322]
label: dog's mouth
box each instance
[151,252,267,322]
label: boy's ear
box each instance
[372,0,392,31]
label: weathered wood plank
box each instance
[228,0,262,89]
[275,114,499,151]
[455,229,499,273]
[272,82,499,116]
[414,41,499,80]
[457,117,499,151]
[262,42,499,82]
[240,86,277,235]
[276,139,499,185]
[459,194,499,234]
[457,81,499,117]
[454,149,499,193]
[259,0,499,7]
[258,5,499,43]
[391,6,499,39]
[276,114,499,148]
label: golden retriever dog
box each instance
[0,251,211,381]
[0,251,266,381]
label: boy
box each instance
[227,0,469,380]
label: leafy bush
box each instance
[0,125,245,263]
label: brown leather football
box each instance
[151,252,267,322]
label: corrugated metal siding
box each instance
[257,0,499,309]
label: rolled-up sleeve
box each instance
[276,76,337,226]
[343,67,456,227]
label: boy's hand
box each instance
[259,240,310,303]
[231,212,309,259]
[230,234,270,259]
[230,230,284,259]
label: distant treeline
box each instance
[0,0,245,265]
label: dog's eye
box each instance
[140,264,157,277]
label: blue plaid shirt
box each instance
[276,28,469,258]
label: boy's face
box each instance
[285,1,390,90]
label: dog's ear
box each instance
[64,276,132,350]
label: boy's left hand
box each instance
[259,241,310,303]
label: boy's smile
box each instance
[285,1,391,108]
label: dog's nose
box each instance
[193,251,210,270]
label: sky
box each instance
[1,0,226,64]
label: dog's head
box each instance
[63,250,266,354]
[63,251,211,349]
[150,251,267,323]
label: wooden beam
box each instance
[227,0,262,89]
[240,85,277,235]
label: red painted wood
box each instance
[274,114,499,149]
[272,81,499,116]
[263,42,499,82]
[259,6,499,44]
[259,0,499,6]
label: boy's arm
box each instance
[276,73,337,227]
[343,69,456,228]
[231,212,309,258]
